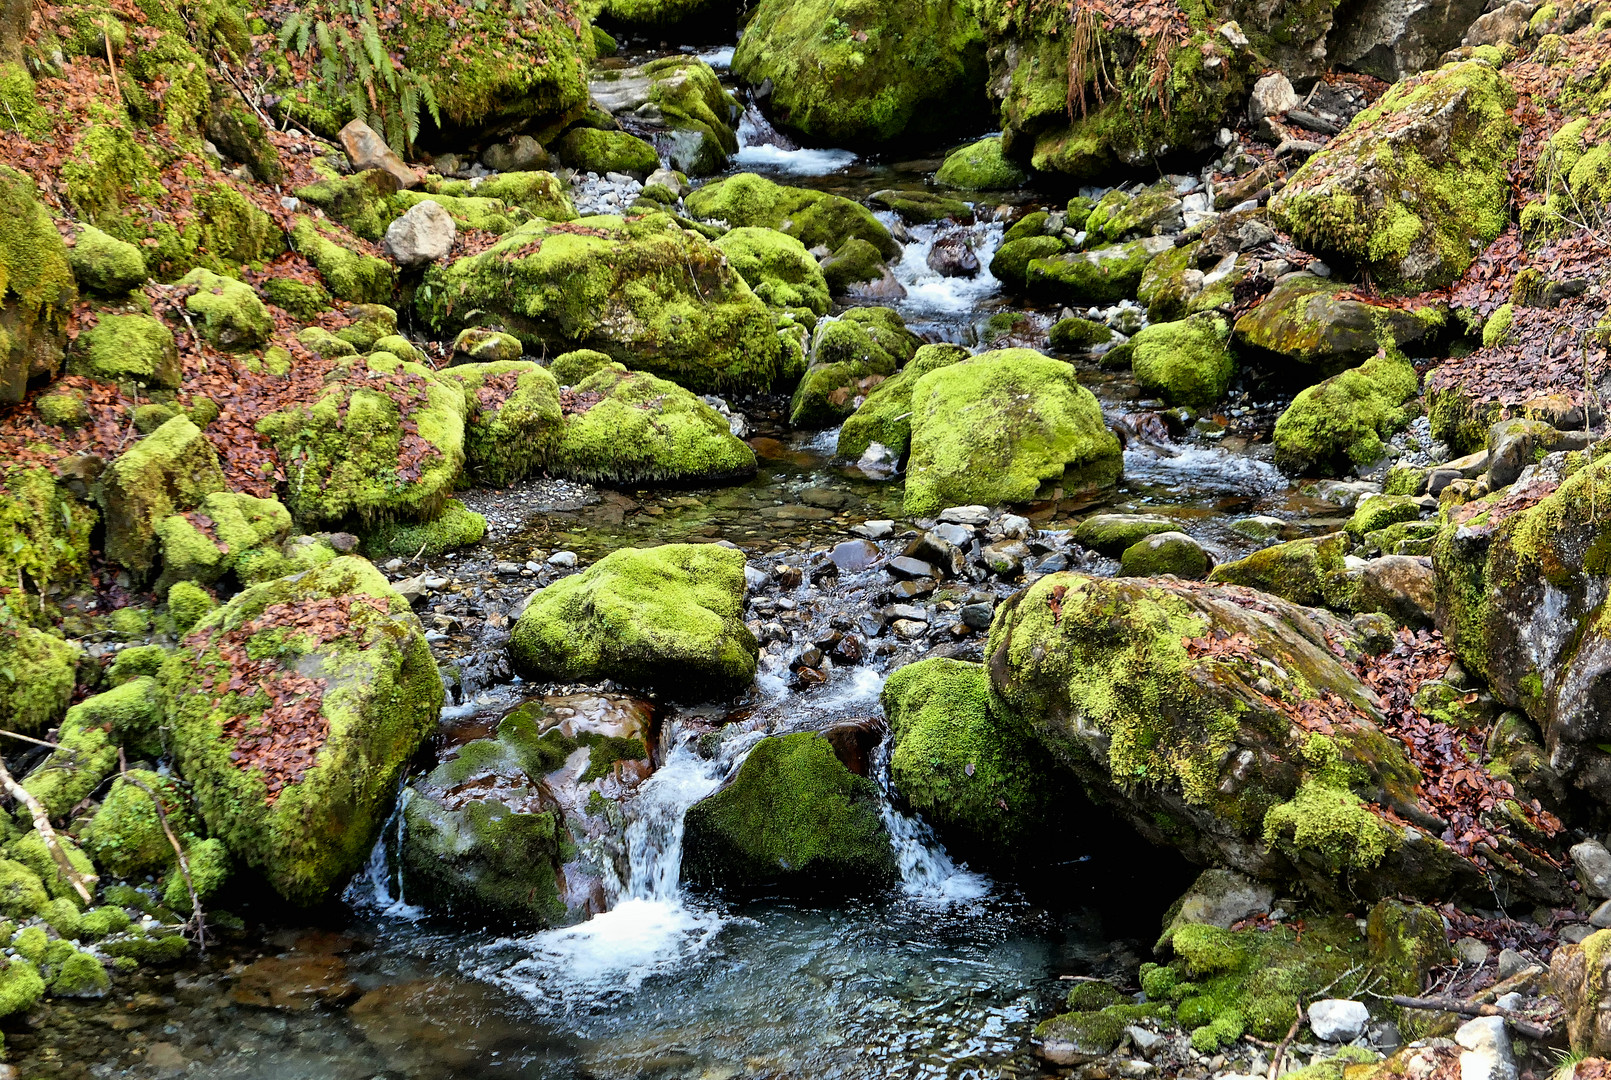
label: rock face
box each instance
[0,165,76,403]
[985,574,1493,903]
[903,349,1122,516]
[732,0,986,145]
[1326,0,1489,82]
[400,695,655,928]
[418,212,784,394]
[509,544,758,701]
[682,732,897,892]
[1269,59,1518,291]
[588,58,738,175]
[166,557,441,904]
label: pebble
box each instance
[852,519,895,540]
[938,505,991,526]
[887,556,937,580]
[547,551,579,568]
[886,603,928,623]
[960,602,995,630]
[1307,999,1368,1042]
[891,619,928,639]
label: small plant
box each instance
[277,0,441,156]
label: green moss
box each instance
[256,354,466,527]
[436,172,577,222]
[154,490,293,595]
[0,618,79,735]
[99,929,187,963]
[0,466,95,620]
[1482,302,1516,348]
[23,679,165,817]
[362,499,487,557]
[1263,735,1391,872]
[1027,236,1173,307]
[1121,532,1209,579]
[290,216,397,305]
[682,731,896,890]
[262,277,332,320]
[1048,316,1114,353]
[433,361,561,486]
[0,164,77,402]
[332,304,397,351]
[165,557,442,904]
[836,342,969,459]
[7,830,95,908]
[10,925,45,964]
[49,946,110,997]
[82,771,196,881]
[1273,352,1420,475]
[0,62,49,138]
[1366,898,1451,994]
[550,364,757,485]
[936,136,1026,190]
[791,307,922,428]
[451,328,523,364]
[554,127,659,176]
[0,958,44,1018]
[819,236,889,292]
[1348,494,1421,536]
[987,235,1067,293]
[178,268,272,352]
[685,173,898,259]
[294,171,405,242]
[1209,533,1354,609]
[883,657,1067,856]
[67,225,147,295]
[548,348,614,386]
[509,543,757,701]
[1128,315,1234,410]
[713,227,830,315]
[166,581,215,635]
[0,859,47,921]
[69,312,180,388]
[904,349,1122,515]
[419,212,784,393]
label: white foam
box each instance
[1122,442,1287,496]
[733,143,858,175]
[885,217,1005,315]
[694,46,735,69]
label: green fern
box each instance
[278,4,436,155]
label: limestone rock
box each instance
[383,200,456,268]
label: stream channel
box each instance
[10,40,1400,1080]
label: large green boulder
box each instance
[589,58,739,176]
[1272,352,1419,475]
[0,617,78,735]
[1027,236,1173,307]
[256,354,467,527]
[153,491,295,595]
[789,307,921,429]
[67,313,180,388]
[178,268,272,351]
[682,732,896,892]
[550,364,756,486]
[903,349,1121,516]
[98,416,228,578]
[553,128,660,178]
[730,0,986,146]
[418,212,784,393]
[1127,315,1235,410]
[1233,276,1439,378]
[936,135,1027,190]
[509,543,758,701]
[293,170,403,243]
[165,557,441,905]
[1269,59,1518,292]
[67,224,147,295]
[1209,533,1354,609]
[684,173,899,260]
[0,164,76,402]
[713,227,829,315]
[434,361,563,488]
[836,342,968,459]
[883,658,1067,860]
[990,234,1068,293]
[0,466,95,622]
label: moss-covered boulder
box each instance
[293,170,404,243]
[904,349,1121,516]
[883,657,1068,860]
[985,573,1496,903]
[554,127,660,178]
[602,0,734,30]
[1233,276,1440,378]
[419,212,784,393]
[510,543,757,701]
[0,617,79,735]
[78,767,228,910]
[1128,315,1235,410]
[1048,316,1114,353]
[434,361,563,487]
[0,466,95,621]
[178,268,272,351]
[67,312,180,389]
[98,416,229,578]
[550,363,756,486]
[684,173,899,260]
[590,58,739,176]
[362,499,487,559]
[1209,533,1355,609]
[713,227,829,315]
[989,234,1068,293]
[256,353,467,527]
[433,171,578,223]
[165,557,441,904]
[682,731,896,892]
[0,164,76,403]
[936,135,1026,190]
[836,342,969,460]
[153,491,295,595]
[290,216,397,305]
[1027,236,1173,307]
[1269,59,1518,292]
[1272,352,1419,475]
[790,307,922,429]
[730,0,985,146]
[1072,513,1177,557]
[1120,531,1210,579]
[67,225,147,295]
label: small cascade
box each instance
[346,786,425,920]
[873,743,991,903]
[734,103,857,175]
[884,217,1006,327]
[1122,441,1288,497]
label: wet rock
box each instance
[909,532,967,578]
[790,307,921,429]
[1309,999,1369,1043]
[980,540,1029,577]
[960,601,995,630]
[1073,513,1176,557]
[383,199,456,268]
[349,977,532,1073]
[852,520,895,540]
[829,538,880,571]
[821,718,883,777]
[1119,531,1209,580]
[230,954,360,1010]
[927,231,980,278]
[888,556,938,580]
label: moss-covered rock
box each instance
[451,327,523,364]
[713,227,829,315]
[730,0,985,146]
[1048,316,1114,353]
[509,543,757,701]
[1233,276,1440,378]
[554,127,660,177]
[1366,898,1451,994]
[433,361,562,487]
[868,189,972,224]
[819,236,891,293]
[549,348,615,386]
[419,211,784,393]
[0,859,48,921]
[165,556,441,904]
[333,304,398,352]
[167,580,216,636]
[152,491,295,594]
[290,216,397,305]
[0,163,76,403]
[591,58,739,176]
[178,268,272,351]
[1269,59,1518,292]
[0,618,78,735]
[1128,315,1235,410]
[78,769,224,913]
[293,170,404,243]
[883,657,1068,859]
[0,466,95,621]
[602,0,734,30]
[23,677,165,817]
[1272,352,1420,475]
[1120,531,1210,579]
[790,307,922,429]
[1027,236,1173,307]
[98,416,228,578]
[256,354,467,527]
[550,363,756,486]
[67,225,147,295]
[1072,513,1178,556]
[682,731,896,892]
[989,234,1067,293]
[1209,533,1355,609]
[67,312,180,388]
[936,135,1026,190]
[685,173,899,260]
[836,342,969,460]
[904,349,1121,516]
[433,171,578,223]
[361,499,487,558]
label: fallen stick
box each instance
[1268,1003,1304,1080]
[1390,995,1552,1041]
[0,755,96,904]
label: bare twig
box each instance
[1390,995,1552,1040]
[0,755,96,903]
[1268,1003,1304,1080]
[102,19,122,106]
[117,750,206,954]
[0,729,67,752]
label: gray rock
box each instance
[1460,1,1538,49]
[481,135,551,173]
[744,565,769,591]
[1455,937,1491,966]
[886,603,928,623]
[1454,1015,1516,1080]
[892,618,928,639]
[384,200,456,268]
[938,505,992,526]
[852,519,895,540]
[547,550,579,568]
[998,514,1032,539]
[1561,922,1595,944]
[1308,999,1369,1043]
[981,540,1030,577]
[1351,555,1436,628]
[1126,1026,1164,1056]
[1248,72,1298,123]
[1590,898,1611,929]
[887,556,937,580]
[1328,0,1487,82]
[1163,869,1273,940]
[338,119,420,189]
[829,539,881,571]
[1496,948,1528,980]
[928,522,975,549]
[960,602,995,630]
[1572,839,1611,897]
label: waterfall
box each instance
[345,784,425,919]
[733,103,857,175]
[873,741,991,903]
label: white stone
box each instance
[938,505,992,526]
[547,550,579,567]
[852,519,894,540]
[1308,999,1369,1043]
[384,200,456,268]
[1248,73,1299,123]
[1575,840,1611,896]
[1455,1016,1516,1080]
